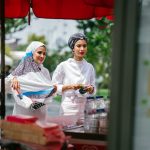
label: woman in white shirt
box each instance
[52,33,96,124]
[5,41,56,123]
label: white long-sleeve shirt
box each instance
[4,66,52,123]
[52,58,96,120]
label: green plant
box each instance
[96,88,109,98]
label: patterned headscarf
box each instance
[68,33,88,49]
[10,41,54,100]
[11,41,45,76]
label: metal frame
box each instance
[108,0,141,150]
[0,0,6,119]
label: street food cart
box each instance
[1,0,113,149]
[0,114,107,150]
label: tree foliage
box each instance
[16,33,48,52]
[44,51,72,74]
[5,18,28,35]
[27,33,48,45]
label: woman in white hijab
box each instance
[52,33,96,125]
[5,41,56,123]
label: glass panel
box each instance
[134,0,150,149]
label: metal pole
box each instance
[0,0,6,119]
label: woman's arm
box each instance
[88,65,96,94]
[4,74,20,93]
[52,64,65,94]
[62,84,82,92]
[52,63,82,94]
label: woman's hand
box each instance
[51,85,57,95]
[84,85,94,94]
[11,77,20,91]
[53,85,57,93]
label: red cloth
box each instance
[5,115,37,124]
[5,0,29,18]
[5,0,114,19]
[83,0,114,8]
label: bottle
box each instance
[95,96,105,113]
[105,96,110,113]
[84,96,97,133]
[99,110,108,134]
[95,96,108,134]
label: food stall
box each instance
[46,96,109,149]
[1,0,113,149]
[0,114,108,150]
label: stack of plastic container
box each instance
[84,96,95,133]
[98,96,110,134]
[84,96,104,133]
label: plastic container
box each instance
[105,96,110,113]
[96,96,109,134]
[84,95,109,134]
[84,97,94,132]
[99,112,108,134]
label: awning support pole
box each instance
[0,0,6,119]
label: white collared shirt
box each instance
[52,58,96,117]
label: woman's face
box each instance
[33,46,46,64]
[73,39,87,61]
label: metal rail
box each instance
[0,0,6,119]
